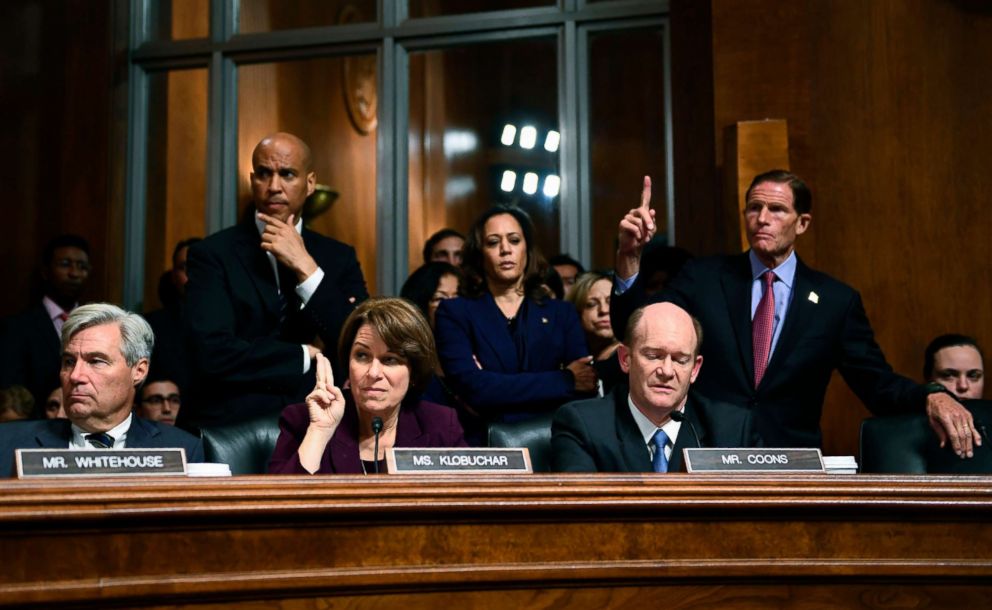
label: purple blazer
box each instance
[267,395,467,474]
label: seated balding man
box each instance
[0,304,203,476]
[552,302,760,473]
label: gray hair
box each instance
[61,303,155,366]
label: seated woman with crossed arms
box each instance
[268,298,466,475]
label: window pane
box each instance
[145,69,209,310]
[408,38,558,273]
[409,0,553,19]
[239,0,376,33]
[147,0,209,41]
[589,27,667,269]
[238,55,378,293]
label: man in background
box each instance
[423,228,465,267]
[145,237,200,395]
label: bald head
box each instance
[250,132,317,223]
[625,302,703,357]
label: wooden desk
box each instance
[2,474,991,609]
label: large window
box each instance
[124,0,670,307]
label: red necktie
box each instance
[58,312,69,322]
[752,271,776,386]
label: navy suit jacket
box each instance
[434,294,591,421]
[267,396,467,474]
[612,252,927,448]
[0,416,205,477]
[551,386,761,473]
[182,220,368,428]
[0,302,61,416]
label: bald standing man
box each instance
[182,132,368,429]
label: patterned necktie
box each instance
[277,264,299,324]
[651,429,669,473]
[85,433,115,449]
[752,270,777,386]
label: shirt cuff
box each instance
[302,345,311,374]
[296,267,325,307]
[614,272,638,295]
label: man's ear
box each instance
[618,344,631,374]
[689,355,703,384]
[132,358,149,387]
[796,212,812,235]
[306,171,317,197]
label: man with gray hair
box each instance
[0,304,203,476]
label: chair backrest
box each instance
[860,401,992,474]
[200,412,282,475]
[487,412,555,472]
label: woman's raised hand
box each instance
[306,353,346,430]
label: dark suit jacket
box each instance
[612,253,927,448]
[267,396,467,474]
[182,220,367,429]
[434,294,591,421]
[0,416,205,477]
[551,386,761,472]
[0,302,61,416]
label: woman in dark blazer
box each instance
[434,206,597,426]
[268,298,466,475]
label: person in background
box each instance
[0,234,91,414]
[43,387,65,420]
[268,298,466,475]
[422,228,465,267]
[434,206,596,426]
[400,262,462,330]
[145,237,200,396]
[566,272,623,395]
[0,386,34,423]
[135,378,182,426]
[924,334,984,400]
[548,254,585,299]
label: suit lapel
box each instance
[476,294,520,372]
[763,257,816,388]
[614,389,652,471]
[126,417,159,445]
[396,403,428,447]
[329,405,364,474]
[670,396,708,472]
[34,420,72,448]
[720,254,756,385]
[234,222,282,318]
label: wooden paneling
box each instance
[1,474,991,608]
[674,0,992,457]
[722,119,790,252]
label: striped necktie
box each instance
[85,433,115,449]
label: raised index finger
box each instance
[320,353,335,390]
[640,175,653,210]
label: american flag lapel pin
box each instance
[541,317,549,324]
[808,291,819,304]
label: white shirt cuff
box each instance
[296,267,325,307]
[301,345,311,374]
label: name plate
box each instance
[16,448,188,478]
[684,448,824,473]
[387,448,532,474]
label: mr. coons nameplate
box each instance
[684,448,824,473]
[16,448,188,478]
[387,448,532,474]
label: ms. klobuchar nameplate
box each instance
[684,448,825,473]
[16,448,188,478]
[387,448,532,474]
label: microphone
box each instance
[371,416,384,474]
[669,410,701,448]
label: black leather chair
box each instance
[860,400,992,474]
[200,412,282,475]
[486,411,555,472]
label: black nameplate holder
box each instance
[387,448,532,474]
[16,448,188,478]
[684,448,825,473]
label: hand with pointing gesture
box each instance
[616,176,657,280]
[305,353,345,430]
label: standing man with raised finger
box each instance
[182,132,368,429]
[610,170,981,458]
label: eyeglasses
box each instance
[142,394,181,406]
[55,259,91,272]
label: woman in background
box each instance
[566,272,623,395]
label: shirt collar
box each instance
[42,295,73,321]
[749,249,797,289]
[254,213,304,237]
[627,393,683,446]
[70,412,133,449]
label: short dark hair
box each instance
[461,206,548,300]
[422,228,465,264]
[745,169,812,214]
[172,237,201,265]
[548,254,585,275]
[924,334,984,379]
[337,297,438,398]
[42,234,90,266]
[624,304,704,358]
[400,262,462,321]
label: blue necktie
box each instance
[651,429,669,473]
[85,433,114,449]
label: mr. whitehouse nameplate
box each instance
[16,448,188,478]
[684,448,825,473]
[387,448,532,474]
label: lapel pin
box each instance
[541,317,549,324]
[808,291,819,304]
